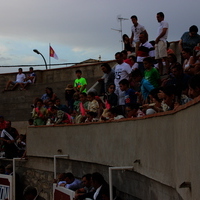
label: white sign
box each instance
[0,174,12,200]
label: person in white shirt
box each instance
[155,12,169,75]
[130,15,147,53]
[3,68,26,91]
[114,52,132,109]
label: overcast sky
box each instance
[0,0,199,73]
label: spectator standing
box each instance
[143,57,160,88]
[155,12,169,75]
[114,52,132,109]
[65,84,76,113]
[74,70,87,93]
[0,121,19,159]
[137,31,155,74]
[99,63,115,94]
[130,15,147,53]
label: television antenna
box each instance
[111,15,129,50]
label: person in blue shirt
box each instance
[119,79,137,106]
[131,69,154,103]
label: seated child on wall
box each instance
[46,106,72,125]
[125,103,145,118]
[75,93,89,124]
[32,99,47,126]
[104,84,118,109]
[85,111,99,123]
[73,92,81,113]
[86,92,99,114]
[106,107,124,120]
[55,98,68,113]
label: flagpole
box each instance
[49,43,51,69]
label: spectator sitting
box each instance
[142,88,163,114]
[48,106,72,125]
[28,119,34,126]
[3,68,26,92]
[182,48,195,73]
[19,67,36,90]
[125,103,145,118]
[61,172,82,191]
[73,92,81,113]
[188,74,200,99]
[79,172,109,200]
[65,84,76,113]
[55,173,67,186]
[119,79,137,107]
[131,69,155,104]
[86,92,99,114]
[104,84,118,110]
[75,93,89,124]
[55,98,68,113]
[0,121,19,159]
[75,174,94,199]
[32,99,47,126]
[106,107,124,120]
[159,85,178,111]
[74,69,87,93]
[85,112,98,123]
[41,87,57,107]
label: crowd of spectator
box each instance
[54,172,121,200]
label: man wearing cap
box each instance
[0,121,19,159]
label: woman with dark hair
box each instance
[122,34,134,53]
[182,48,194,73]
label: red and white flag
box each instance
[50,46,58,60]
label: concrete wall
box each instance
[26,97,200,200]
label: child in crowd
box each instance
[125,103,145,118]
[55,98,68,113]
[75,93,89,123]
[131,69,155,104]
[85,112,98,123]
[32,99,47,126]
[65,84,75,113]
[74,70,87,93]
[104,84,118,109]
[143,57,160,88]
[106,107,124,120]
[119,79,137,106]
[73,92,81,113]
[46,106,72,125]
[87,92,99,114]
